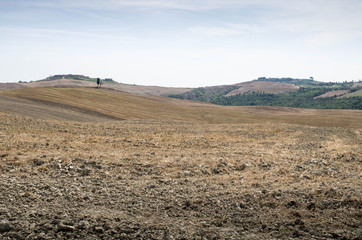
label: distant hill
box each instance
[1,75,361,109]
[169,78,300,102]
[0,74,191,97]
[170,78,362,109]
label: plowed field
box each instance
[0,112,361,239]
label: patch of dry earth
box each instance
[0,113,361,239]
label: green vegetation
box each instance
[211,89,362,109]
[169,86,238,102]
[257,77,319,86]
[341,89,362,98]
[257,77,355,88]
[170,78,362,110]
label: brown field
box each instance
[0,79,191,97]
[314,90,350,99]
[1,87,361,128]
[226,81,299,96]
[0,87,361,239]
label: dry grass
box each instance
[0,78,191,96]
[314,90,350,98]
[226,80,299,96]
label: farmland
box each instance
[0,87,361,239]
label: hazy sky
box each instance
[1,0,361,87]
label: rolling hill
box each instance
[1,87,361,128]
[0,74,191,97]
[225,81,299,96]
[171,78,362,109]
[2,75,361,109]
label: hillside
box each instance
[170,78,362,109]
[341,89,362,98]
[314,90,350,99]
[0,74,191,97]
[1,87,361,128]
[226,81,299,96]
[3,75,361,109]
[170,79,301,102]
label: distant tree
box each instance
[97,78,101,88]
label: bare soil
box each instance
[0,79,191,97]
[0,113,361,239]
[0,96,120,122]
[0,83,27,91]
[2,87,361,128]
[226,81,299,96]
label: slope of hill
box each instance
[0,95,118,122]
[3,75,361,109]
[0,87,251,123]
[0,83,27,91]
[314,90,350,99]
[225,81,299,96]
[171,78,362,109]
[170,79,300,102]
[341,89,362,98]
[1,87,361,128]
[0,74,191,97]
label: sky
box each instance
[0,0,361,87]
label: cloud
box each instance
[187,0,362,46]
[1,0,361,85]
[4,0,362,12]
[306,30,362,47]
[188,23,271,37]
[16,0,257,11]
[2,0,316,11]
[0,27,136,42]
[188,26,244,36]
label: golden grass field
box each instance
[1,87,361,128]
[0,87,361,239]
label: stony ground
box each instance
[0,113,361,239]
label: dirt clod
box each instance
[0,220,11,233]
